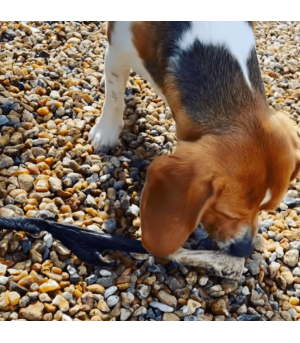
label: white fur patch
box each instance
[178,22,255,88]
[260,188,272,206]
[169,248,244,280]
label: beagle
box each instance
[89,22,300,261]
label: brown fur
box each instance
[141,110,300,257]
[109,22,300,257]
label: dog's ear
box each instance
[275,112,300,182]
[140,153,221,257]
[290,155,300,181]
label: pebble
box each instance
[157,290,177,308]
[246,259,260,275]
[0,276,8,285]
[104,286,118,298]
[0,20,299,322]
[150,301,174,313]
[120,308,131,321]
[52,295,69,312]
[137,284,151,299]
[86,284,105,294]
[39,280,60,293]
[107,295,119,307]
[283,250,299,267]
[236,314,261,321]
[102,219,117,233]
[85,274,97,285]
[19,301,44,321]
[163,313,180,321]
[0,265,7,276]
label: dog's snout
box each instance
[228,229,254,258]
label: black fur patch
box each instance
[142,22,265,135]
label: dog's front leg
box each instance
[89,45,130,153]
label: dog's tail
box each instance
[0,217,148,266]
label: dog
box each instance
[89,21,300,261]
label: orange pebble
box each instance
[37,107,50,115]
[51,267,62,275]
[74,289,82,299]
[59,281,70,289]
[45,157,55,168]
[57,190,72,198]
[28,164,40,175]
[60,205,72,213]
[36,156,46,163]
[26,199,39,206]
[38,162,50,172]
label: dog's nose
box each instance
[228,229,254,258]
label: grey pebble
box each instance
[150,301,174,313]
[107,295,119,307]
[104,286,117,298]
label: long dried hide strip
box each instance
[0,217,244,280]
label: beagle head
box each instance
[140,111,300,258]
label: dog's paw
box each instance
[89,116,123,154]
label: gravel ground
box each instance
[1,21,300,321]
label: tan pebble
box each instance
[12,270,28,282]
[34,179,49,192]
[86,284,105,294]
[30,270,48,285]
[57,189,73,198]
[36,87,47,95]
[24,204,37,211]
[282,300,290,311]
[53,294,69,312]
[27,164,40,175]
[69,304,81,316]
[37,162,50,172]
[43,313,53,321]
[31,263,42,272]
[211,299,229,316]
[26,199,39,207]
[91,315,102,321]
[54,310,63,321]
[9,189,27,199]
[46,272,63,282]
[281,242,290,251]
[163,313,180,321]
[25,210,37,218]
[36,156,45,163]
[19,302,44,321]
[61,272,69,280]
[30,249,43,264]
[97,299,110,313]
[117,283,131,291]
[7,292,20,306]
[39,279,60,293]
[117,276,131,284]
[18,275,35,288]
